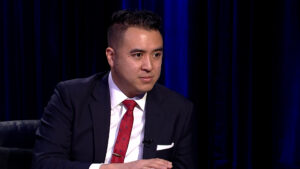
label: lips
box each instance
[140,76,153,83]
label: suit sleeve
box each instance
[173,102,198,169]
[32,82,91,169]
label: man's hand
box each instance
[100,158,172,169]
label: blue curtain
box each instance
[1,0,300,168]
[207,0,254,168]
[272,0,300,168]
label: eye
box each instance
[132,52,143,58]
[153,52,162,58]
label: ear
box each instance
[106,47,115,68]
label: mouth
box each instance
[140,76,153,83]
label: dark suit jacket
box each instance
[32,72,195,169]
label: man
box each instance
[32,10,195,169]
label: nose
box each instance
[141,55,153,72]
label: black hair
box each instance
[107,9,162,47]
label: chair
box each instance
[0,120,40,169]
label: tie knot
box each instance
[122,100,137,111]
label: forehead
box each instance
[120,27,163,49]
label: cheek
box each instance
[116,59,132,71]
[154,62,162,72]
[121,62,140,76]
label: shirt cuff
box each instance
[89,163,103,169]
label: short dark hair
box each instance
[107,9,162,48]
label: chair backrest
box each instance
[0,120,40,169]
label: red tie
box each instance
[111,100,137,163]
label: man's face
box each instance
[106,27,163,98]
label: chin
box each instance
[138,86,154,93]
[135,82,156,93]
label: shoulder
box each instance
[54,72,108,99]
[56,72,107,90]
[58,72,107,87]
[151,83,193,109]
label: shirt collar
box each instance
[108,72,147,111]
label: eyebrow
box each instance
[130,49,146,53]
[153,47,163,52]
[129,47,163,54]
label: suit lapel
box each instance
[89,73,111,162]
[88,74,166,161]
[143,85,164,159]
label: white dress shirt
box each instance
[90,72,147,169]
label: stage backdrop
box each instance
[1,0,299,169]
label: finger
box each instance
[145,159,172,169]
[153,158,172,168]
